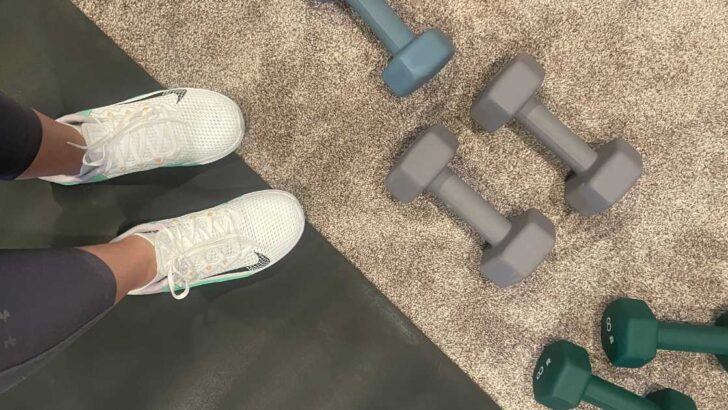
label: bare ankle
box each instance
[124,235,158,289]
[18,110,85,179]
[81,235,157,303]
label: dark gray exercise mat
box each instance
[0,1,500,409]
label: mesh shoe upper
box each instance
[114,190,305,299]
[42,88,244,184]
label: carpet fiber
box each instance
[70,1,728,408]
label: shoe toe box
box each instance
[236,190,306,264]
[179,88,245,164]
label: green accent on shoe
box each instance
[193,271,257,287]
[165,271,259,293]
[164,162,186,168]
[87,174,109,183]
[77,108,93,116]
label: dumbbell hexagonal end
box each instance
[601,298,659,368]
[533,340,592,410]
[386,124,458,203]
[717,312,728,371]
[565,138,642,216]
[481,209,555,287]
[471,53,545,132]
[646,389,698,410]
[383,29,455,97]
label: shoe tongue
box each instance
[80,121,108,146]
[80,118,180,172]
[72,122,108,177]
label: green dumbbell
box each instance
[602,298,728,370]
[533,340,696,410]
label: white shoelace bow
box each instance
[155,208,255,300]
[68,101,185,175]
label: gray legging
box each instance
[0,248,116,394]
[0,92,42,180]
[0,93,117,394]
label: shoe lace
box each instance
[70,102,185,174]
[155,208,255,300]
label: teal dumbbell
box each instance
[602,298,728,370]
[533,340,696,410]
[336,0,455,96]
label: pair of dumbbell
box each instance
[534,298,728,409]
[386,54,642,287]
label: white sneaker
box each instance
[114,190,305,299]
[42,88,244,184]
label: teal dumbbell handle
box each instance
[583,376,659,410]
[345,0,416,54]
[657,321,728,354]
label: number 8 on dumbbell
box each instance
[602,298,728,371]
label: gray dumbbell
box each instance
[386,124,555,287]
[471,53,642,216]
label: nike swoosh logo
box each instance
[239,252,271,272]
[123,89,187,105]
[210,252,271,278]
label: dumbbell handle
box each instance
[516,97,598,174]
[428,167,512,245]
[345,0,416,54]
[584,376,659,410]
[657,322,728,354]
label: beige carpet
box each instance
[72,1,728,408]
